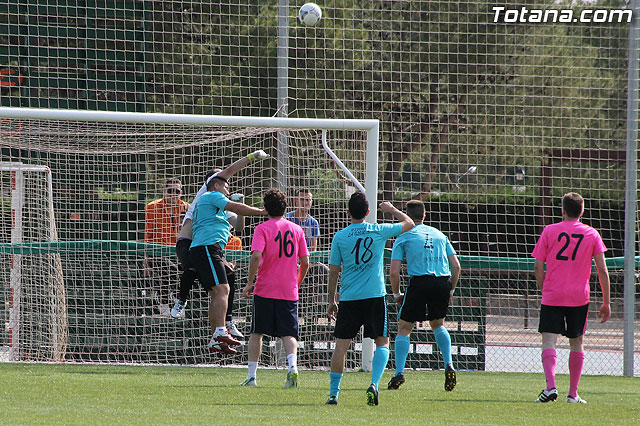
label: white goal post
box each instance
[0,107,379,213]
[0,107,380,370]
[0,162,66,362]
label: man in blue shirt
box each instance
[325,192,414,406]
[285,189,320,252]
[190,174,266,355]
[388,200,461,392]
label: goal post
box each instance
[0,107,379,369]
[0,106,379,214]
[0,162,66,362]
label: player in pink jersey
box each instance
[531,192,610,404]
[241,189,310,388]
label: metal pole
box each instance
[623,0,639,377]
[361,122,380,372]
[276,0,289,192]
[0,107,379,130]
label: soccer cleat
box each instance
[212,330,242,346]
[208,336,238,355]
[325,395,338,405]
[240,377,257,387]
[284,371,298,389]
[535,388,558,403]
[387,373,406,390]
[226,320,244,339]
[567,395,587,404]
[444,364,457,392]
[170,299,187,318]
[366,383,379,406]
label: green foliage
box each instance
[137,1,630,203]
[0,364,638,425]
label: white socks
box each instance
[287,353,298,373]
[248,361,258,379]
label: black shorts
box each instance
[251,294,299,338]
[334,297,388,340]
[189,244,228,292]
[175,238,193,270]
[399,275,451,322]
[538,304,589,338]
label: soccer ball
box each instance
[299,3,322,26]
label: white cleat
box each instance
[567,395,587,404]
[226,320,244,338]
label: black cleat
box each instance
[535,388,558,403]
[326,395,338,405]
[366,384,379,406]
[445,364,457,392]
[387,373,406,390]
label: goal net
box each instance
[1,0,636,376]
[0,162,66,362]
[0,109,381,368]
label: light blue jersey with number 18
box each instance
[329,222,402,301]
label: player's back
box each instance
[392,224,455,277]
[532,220,607,306]
[252,218,309,301]
[329,222,401,301]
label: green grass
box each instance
[0,363,638,425]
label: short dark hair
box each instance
[562,192,584,218]
[206,176,227,191]
[205,168,222,182]
[406,200,425,222]
[298,188,312,195]
[348,191,369,220]
[264,188,287,217]
[165,177,181,187]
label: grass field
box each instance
[1,363,638,425]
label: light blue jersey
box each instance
[190,191,230,248]
[391,224,455,277]
[329,222,402,301]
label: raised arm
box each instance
[217,150,269,180]
[593,252,611,323]
[378,201,414,233]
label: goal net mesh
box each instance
[0,0,637,375]
[0,118,371,368]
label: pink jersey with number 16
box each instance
[531,220,607,307]
[251,218,310,301]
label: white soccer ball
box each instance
[299,3,322,26]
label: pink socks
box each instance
[541,348,557,390]
[568,351,585,398]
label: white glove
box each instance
[230,193,245,203]
[248,150,269,162]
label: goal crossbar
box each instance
[0,107,381,370]
[0,107,381,221]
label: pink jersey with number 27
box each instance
[531,220,607,307]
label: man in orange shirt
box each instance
[224,231,243,334]
[144,178,189,316]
